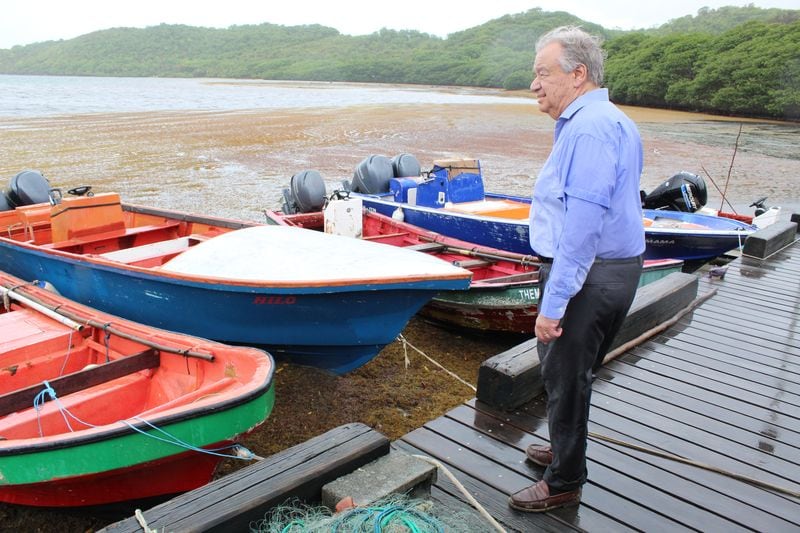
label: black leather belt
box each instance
[537,255,641,264]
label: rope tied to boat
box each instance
[102,325,113,362]
[396,334,476,393]
[33,381,74,437]
[28,388,261,461]
[2,281,37,311]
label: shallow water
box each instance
[1,76,797,219]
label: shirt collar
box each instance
[559,88,609,121]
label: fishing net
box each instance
[250,495,494,532]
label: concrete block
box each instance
[321,448,437,509]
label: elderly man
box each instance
[509,26,645,513]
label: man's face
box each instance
[530,42,577,120]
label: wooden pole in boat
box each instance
[418,235,540,266]
[719,123,743,212]
[700,165,738,214]
[1,284,215,361]
[1,287,85,331]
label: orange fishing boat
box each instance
[0,270,276,507]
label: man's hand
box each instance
[535,314,562,343]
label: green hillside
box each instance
[1,6,798,119]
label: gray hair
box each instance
[536,26,605,86]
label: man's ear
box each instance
[572,64,588,87]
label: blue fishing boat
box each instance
[0,188,471,374]
[335,158,758,261]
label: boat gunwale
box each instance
[0,230,471,292]
[0,381,274,457]
[355,192,758,235]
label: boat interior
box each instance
[274,209,539,285]
[0,290,228,440]
[0,193,253,268]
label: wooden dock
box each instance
[397,238,800,531]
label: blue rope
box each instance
[33,380,73,437]
[30,381,255,461]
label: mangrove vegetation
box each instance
[0,6,798,120]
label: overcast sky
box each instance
[2,1,797,49]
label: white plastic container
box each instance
[324,197,363,238]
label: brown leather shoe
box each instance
[509,480,581,513]
[526,444,553,466]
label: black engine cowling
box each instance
[0,170,51,212]
[643,171,708,212]
[282,169,327,214]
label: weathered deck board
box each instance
[400,237,800,531]
[103,423,389,533]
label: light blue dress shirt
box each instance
[529,88,646,320]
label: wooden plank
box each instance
[45,222,181,251]
[476,272,699,410]
[665,315,800,361]
[401,418,690,531]
[594,378,800,450]
[640,335,800,397]
[621,344,800,415]
[453,258,492,269]
[98,237,192,263]
[442,405,756,532]
[599,353,799,437]
[392,441,589,533]
[404,242,447,253]
[742,221,799,258]
[468,399,800,530]
[586,375,800,490]
[102,423,389,533]
[0,349,159,417]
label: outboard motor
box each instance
[350,154,394,194]
[0,170,51,212]
[391,153,421,178]
[749,196,769,217]
[643,171,708,212]
[282,170,327,214]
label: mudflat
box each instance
[0,100,797,531]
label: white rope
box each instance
[134,509,157,533]
[412,454,506,533]
[396,334,476,392]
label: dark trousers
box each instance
[538,256,643,492]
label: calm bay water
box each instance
[0,75,532,117]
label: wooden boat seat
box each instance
[452,258,492,269]
[403,242,446,253]
[0,373,151,438]
[0,306,75,365]
[97,235,206,265]
[362,231,408,241]
[43,222,182,252]
[0,349,159,419]
[137,377,237,417]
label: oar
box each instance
[1,283,215,361]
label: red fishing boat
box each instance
[0,270,276,507]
